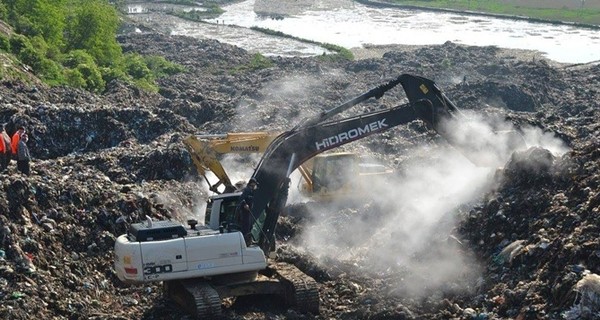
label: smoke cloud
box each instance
[297,109,569,298]
[232,75,325,131]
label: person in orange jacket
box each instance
[11,126,25,159]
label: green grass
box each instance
[385,0,600,25]
[169,4,225,20]
[250,27,354,61]
[231,53,274,73]
[0,52,41,84]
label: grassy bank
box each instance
[384,0,600,26]
[250,27,354,61]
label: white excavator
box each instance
[114,74,525,318]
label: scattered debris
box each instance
[0,20,599,320]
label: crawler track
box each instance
[270,262,320,313]
[164,263,319,318]
[164,279,222,318]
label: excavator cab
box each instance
[204,192,242,230]
[311,153,358,194]
[297,152,393,200]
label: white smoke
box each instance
[233,75,324,131]
[302,146,490,297]
[299,108,570,297]
[439,110,569,167]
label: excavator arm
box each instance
[181,71,437,196]
[183,132,279,193]
[248,74,523,254]
[251,100,435,253]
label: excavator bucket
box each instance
[399,74,527,167]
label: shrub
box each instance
[64,68,86,88]
[63,50,96,69]
[18,46,43,70]
[99,66,129,85]
[29,35,49,57]
[133,77,158,93]
[0,34,9,52]
[38,59,64,84]
[9,34,31,55]
[76,63,105,93]
[143,55,185,77]
[0,3,7,21]
[122,53,153,80]
[249,53,273,69]
[12,15,40,38]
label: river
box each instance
[127,0,600,64]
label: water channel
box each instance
[127,0,600,64]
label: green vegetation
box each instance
[319,43,354,62]
[250,27,354,61]
[386,0,600,26]
[231,53,274,73]
[170,5,226,21]
[0,0,185,92]
[160,0,198,5]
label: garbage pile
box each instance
[0,30,598,320]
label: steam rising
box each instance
[204,70,569,298]
[234,75,324,130]
[299,110,569,298]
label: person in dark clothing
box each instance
[0,125,9,172]
[237,177,258,245]
[1,125,10,170]
[17,133,31,175]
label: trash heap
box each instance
[0,31,598,319]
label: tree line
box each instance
[0,0,185,92]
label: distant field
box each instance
[497,0,600,10]
[386,0,600,25]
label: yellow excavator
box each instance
[183,132,393,199]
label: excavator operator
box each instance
[237,178,258,245]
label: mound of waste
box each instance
[0,30,598,320]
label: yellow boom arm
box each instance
[183,132,280,193]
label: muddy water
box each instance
[127,0,600,63]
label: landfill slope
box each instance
[0,32,599,319]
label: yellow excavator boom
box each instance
[183,132,393,197]
[183,132,280,193]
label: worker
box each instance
[237,177,258,245]
[11,126,25,159]
[1,125,10,171]
[17,133,31,175]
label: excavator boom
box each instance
[252,100,434,252]
[183,132,279,193]
[250,74,522,253]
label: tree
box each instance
[64,0,121,66]
[6,0,66,48]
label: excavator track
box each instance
[164,279,222,319]
[270,262,320,313]
[164,264,319,318]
